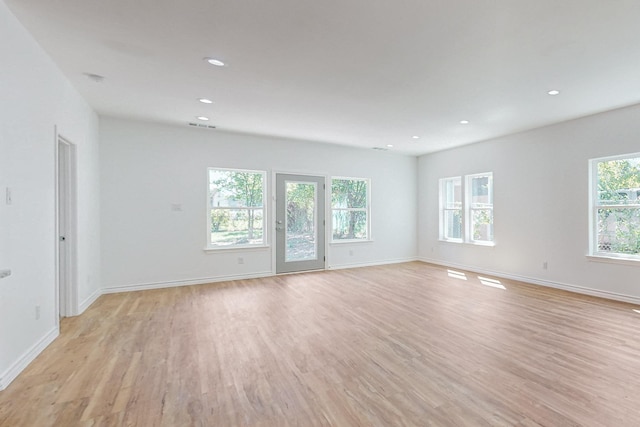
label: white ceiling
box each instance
[6,0,640,155]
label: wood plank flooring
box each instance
[2,262,640,426]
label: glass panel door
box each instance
[276,174,325,273]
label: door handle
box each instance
[59,236,66,242]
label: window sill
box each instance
[438,239,495,247]
[586,254,640,266]
[330,239,374,245]
[439,238,463,244]
[203,244,270,253]
[470,241,495,247]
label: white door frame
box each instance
[55,132,78,320]
[272,171,329,274]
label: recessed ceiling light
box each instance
[460,120,470,125]
[386,144,394,148]
[412,136,420,139]
[204,57,225,67]
[197,116,209,121]
[548,90,560,96]
[198,98,213,104]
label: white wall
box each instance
[0,1,100,390]
[418,103,640,303]
[100,117,417,291]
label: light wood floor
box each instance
[1,262,640,426]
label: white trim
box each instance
[102,271,273,294]
[78,288,103,314]
[330,239,375,245]
[328,257,418,271]
[102,257,421,294]
[438,238,495,247]
[0,327,59,391]
[586,255,640,266]
[203,244,270,253]
[418,257,640,305]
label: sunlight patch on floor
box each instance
[478,276,506,290]
[447,270,468,280]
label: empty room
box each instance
[1,0,640,425]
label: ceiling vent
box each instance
[372,147,388,151]
[188,122,217,129]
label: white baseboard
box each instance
[102,259,422,295]
[0,326,59,391]
[78,288,103,314]
[418,257,640,305]
[329,257,419,271]
[102,271,274,294]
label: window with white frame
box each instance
[467,173,494,243]
[440,173,493,244]
[590,153,640,258]
[207,168,266,248]
[440,177,463,241]
[331,177,370,241]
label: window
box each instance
[207,168,266,248]
[590,154,640,259]
[467,173,494,243]
[331,177,370,241]
[439,173,493,244]
[440,177,462,241]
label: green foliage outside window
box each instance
[596,157,640,255]
[209,169,265,246]
[332,178,369,240]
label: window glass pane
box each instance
[470,175,492,207]
[285,182,317,262]
[444,178,462,209]
[332,210,367,240]
[209,170,264,208]
[332,179,367,208]
[597,157,640,205]
[471,208,493,242]
[210,209,264,246]
[444,210,462,239]
[596,208,640,255]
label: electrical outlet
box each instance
[349,250,354,256]
[237,257,244,265]
[543,261,548,270]
[35,305,41,320]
